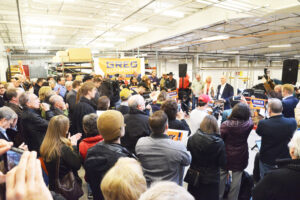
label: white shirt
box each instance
[218,83,227,100]
[283,95,293,100]
[189,108,208,135]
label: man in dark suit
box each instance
[282,84,298,118]
[66,80,81,117]
[256,98,297,178]
[0,106,18,142]
[216,76,234,110]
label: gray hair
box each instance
[49,95,63,106]
[288,132,300,158]
[19,92,31,107]
[65,81,73,88]
[139,181,194,200]
[128,95,145,108]
[82,113,99,137]
[0,106,17,120]
[268,98,283,114]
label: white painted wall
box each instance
[0,38,8,82]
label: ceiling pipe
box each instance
[15,0,24,49]
[87,0,157,45]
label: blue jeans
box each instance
[259,160,277,178]
[192,95,198,110]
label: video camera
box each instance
[209,100,224,120]
[258,68,270,80]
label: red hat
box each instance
[198,94,211,104]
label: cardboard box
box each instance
[67,48,92,62]
[56,51,68,57]
[52,56,70,63]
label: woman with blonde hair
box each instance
[101,157,147,200]
[151,90,168,113]
[38,86,52,102]
[40,115,82,194]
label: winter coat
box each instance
[79,135,103,161]
[252,158,300,200]
[70,97,96,134]
[187,130,226,184]
[121,108,151,153]
[84,142,135,200]
[256,115,297,165]
[44,144,81,191]
[169,119,191,136]
[21,107,51,154]
[221,118,254,171]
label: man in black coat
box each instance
[165,72,177,92]
[256,98,297,178]
[20,92,51,154]
[66,80,81,117]
[121,94,151,154]
[84,110,135,200]
[48,95,67,119]
[216,76,234,110]
[252,133,300,200]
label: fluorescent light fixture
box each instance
[265,53,280,56]
[122,26,148,33]
[25,18,62,26]
[26,35,55,40]
[206,60,216,63]
[160,10,184,18]
[196,0,211,5]
[98,43,114,48]
[294,55,300,58]
[91,50,99,54]
[272,60,282,63]
[268,44,291,48]
[28,49,48,53]
[201,35,230,41]
[104,38,126,42]
[223,51,239,54]
[218,59,229,62]
[161,46,179,50]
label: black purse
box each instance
[184,168,200,187]
[55,157,83,200]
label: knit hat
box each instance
[97,110,124,141]
[120,88,133,100]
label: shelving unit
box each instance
[48,60,94,76]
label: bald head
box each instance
[221,76,227,85]
[268,98,283,114]
[196,74,201,81]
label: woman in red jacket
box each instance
[79,113,103,160]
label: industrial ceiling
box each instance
[0,0,300,59]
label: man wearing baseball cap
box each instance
[84,110,135,200]
[117,88,132,115]
[189,94,210,134]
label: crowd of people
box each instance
[0,71,300,200]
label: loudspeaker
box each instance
[179,64,187,77]
[282,59,299,85]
